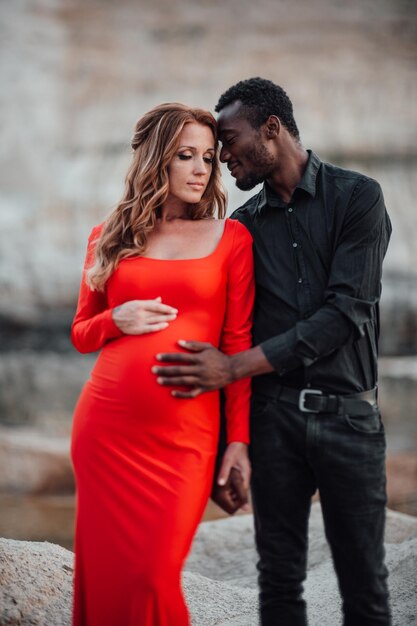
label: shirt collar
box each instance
[256,150,321,213]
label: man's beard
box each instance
[236,172,265,191]
[235,142,275,191]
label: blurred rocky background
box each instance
[0,0,416,549]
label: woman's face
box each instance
[165,122,215,210]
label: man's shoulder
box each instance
[320,158,381,194]
[229,189,264,227]
[318,157,388,227]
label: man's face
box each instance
[217,101,275,191]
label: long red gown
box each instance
[70,218,254,626]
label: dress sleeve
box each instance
[220,220,255,444]
[71,225,124,354]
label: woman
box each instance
[71,103,254,626]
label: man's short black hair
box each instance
[215,77,300,140]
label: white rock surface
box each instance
[1,504,416,625]
[185,504,417,625]
[0,538,73,626]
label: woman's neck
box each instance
[158,205,190,223]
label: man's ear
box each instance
[264,115,280,139]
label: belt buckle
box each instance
[299,388,323,413]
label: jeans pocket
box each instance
[344,408,384,435]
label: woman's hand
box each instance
[112,297,177,335]
[215,442,251,513]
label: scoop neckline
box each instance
[132,218,232,262]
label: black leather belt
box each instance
[256,384,378,416]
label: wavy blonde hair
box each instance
[87,103,227,291]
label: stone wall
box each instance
[0,0,416,352]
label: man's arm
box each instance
[153,178,391,393]
[258,179,391,376]
[152,341,271,397]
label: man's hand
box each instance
[212,468,248,514]
[212,442,251,515]
[152,340,234,398]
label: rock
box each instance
[186,509,259,589]
[183,573,257,626]
[0,426,74,494]
[184,505,417,625]
[0,539,73,626]
[1,504,416,625]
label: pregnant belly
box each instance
[74,315,221,457]
[90,314,220,408]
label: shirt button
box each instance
[298,278,303,283]
[293,242,298,248]
[288,207,293,213]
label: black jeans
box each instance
[250,392,391,626]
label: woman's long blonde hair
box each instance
[87,103,227,291]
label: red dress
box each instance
[71,218,254,626]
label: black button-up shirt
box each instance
[230,150,392,395]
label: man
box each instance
[153,77,392,625]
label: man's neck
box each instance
[266,144,309,204]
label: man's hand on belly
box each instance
[152,341,234,398]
